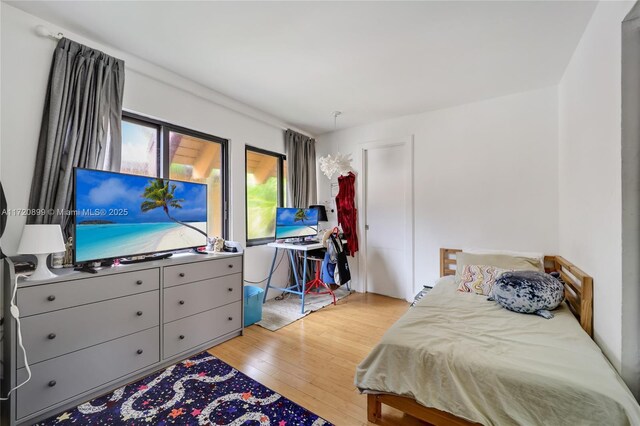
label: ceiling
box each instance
[7,1,597,135]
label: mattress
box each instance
[355,276,640,425]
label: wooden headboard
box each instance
[440,248,593,337]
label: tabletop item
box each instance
[17,224,66,281]
[51,252,64,269]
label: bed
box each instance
[356,248,640,425]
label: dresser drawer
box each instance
[164,257,242,288]
[16,327,159,420]
[163,301,241,359]
[19,291,159,368]
[164,274,242,323]
[17,269,159,317]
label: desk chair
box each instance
[300,249,336,305]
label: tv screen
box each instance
[74,168,208,263]
[275,207,319,239]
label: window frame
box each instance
[245,145,286,246]
[122,111,230,239]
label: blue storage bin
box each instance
[244,285,264,327]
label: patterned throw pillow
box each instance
[457,264,510,295]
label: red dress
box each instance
[336,172,359,256]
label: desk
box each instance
[263,241,325,313]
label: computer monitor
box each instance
[275,207,319,240]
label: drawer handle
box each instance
[228,287,233,292]
[136,280,143,285]
[179,300,185,305]
[48,380,56,387]
[137,349,144,355]
[179,335,185,340]
[228,316,233,321]
[136,311,143,316]
[228,264,233,268]
[47,295,56,302]
[179,272,185,277]
[48,333,56,340]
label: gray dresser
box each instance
[1,252,243,426]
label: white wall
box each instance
[0,4,291,298]
[317,86,559,293]
[558,0,634,381]
[621,1,640,399]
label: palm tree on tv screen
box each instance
[140,178,207,237]
[293,208,318,233]
[294,208,309,223]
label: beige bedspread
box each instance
[355,276,640,425]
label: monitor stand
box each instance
[292,237,319,246]
[74,264,99,274]
[119,252,173,265]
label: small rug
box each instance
[37,352,331,426]
[256,287,353,331]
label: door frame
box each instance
[358,136,415,301]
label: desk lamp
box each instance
[310,204,329,237]
[17,224,66,281]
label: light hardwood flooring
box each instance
[208,292,428,426]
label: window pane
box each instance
[247,150,279,240]
[121,119,158,176]
[169,131,223,238]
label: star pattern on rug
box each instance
[168,407,185,419]
[35,352,331,426]
[55,412,70,422]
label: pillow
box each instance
[454,252,543,285]
[489,270,564,319]
[457,264,510,295]
[464,249,545,271]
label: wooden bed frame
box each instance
[367,248,594,425]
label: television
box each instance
[74,168,208,263]
[275,207,319,240]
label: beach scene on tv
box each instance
[275,208,319,239]
[75,169,207,262]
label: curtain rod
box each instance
[32,25,315,138]
[35,25,63,40]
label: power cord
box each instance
[243,251,306,300]
[274,255,308,301]
[0,273,31,400]
[244,252,286,284]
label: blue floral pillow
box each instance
[489,271,564,319]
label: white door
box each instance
[364,142,412,300]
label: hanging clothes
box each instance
[335,171,359,256]
[321,231,351,286]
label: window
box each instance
[168,131,225,238]
[120,118,159,176]
[246,146,286,245]
[121,112,228,238]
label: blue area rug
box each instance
[37,352,331,425]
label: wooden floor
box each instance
[208,292,428,426]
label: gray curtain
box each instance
[27,38,125,236]
[284,129,317,208]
